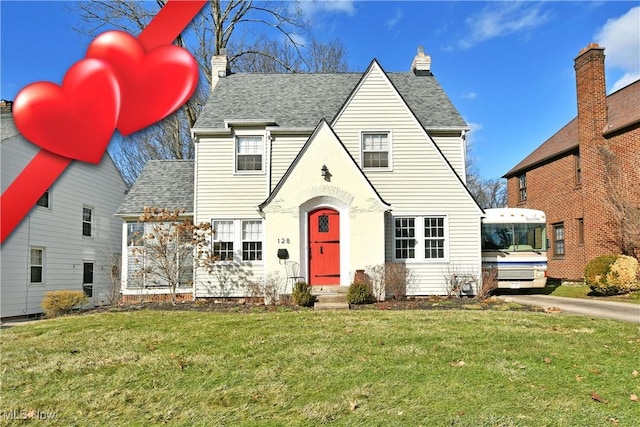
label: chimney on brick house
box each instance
[411,46,432,76]
[574,43,608,142]
[211,48,229,91]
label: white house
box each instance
[118,48,483,299]
[1,113,128,318]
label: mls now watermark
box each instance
[2,409,57,420]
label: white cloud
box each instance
[298,0,356,18]
[385,9,403,29]
[452,2,550,50]
[465,121,484,151]
[595,6,640,91]
[461,92,477,100]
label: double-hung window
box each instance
[424,217,445,259]
[394,215,448,261]
[82,206,93,237]
[518,174,527,202]
[213,220,235,261]
[394,218,415,259]
[30,247,44,284]
[236,136,263,172]
[213,219,264,261]
[242,221,263,261]
[553,223,565,257]
[362,132,390,169]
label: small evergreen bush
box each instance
[42,290,88,318]
[585,254,639,295]
[291,281,314,307]
[346,281,373,305]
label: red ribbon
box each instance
[1,0,207,243]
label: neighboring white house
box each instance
[118,48,484,299]
[1,113,128,318]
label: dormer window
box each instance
[362,132,391,169]
[236,136,264,172]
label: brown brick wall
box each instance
[506,44,639,280]
[507,153,586,279]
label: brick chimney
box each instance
[411,46,432,76]
[574,43,608,143]
[211,48,229,91]
[574,43,609,265]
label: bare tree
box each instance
[73,0,349,184]
[465,145,506,209]
[597,145,640,258]
[131,207,213,304]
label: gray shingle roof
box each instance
[116,160,194,215]
[193,67,467,130]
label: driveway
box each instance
[498,294,640,323]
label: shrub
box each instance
[585,254,639,295]
[291,281,314,307]
[346,281,373,305]
[42,290,88,318]
[606,255,639,294]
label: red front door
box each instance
[309,208,340,285]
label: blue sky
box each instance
[2,1,639,180]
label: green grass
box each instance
[2,310,639,426]
[544,280,640,304]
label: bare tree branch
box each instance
[74,0,349,183]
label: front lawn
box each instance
[545,280,640,304]
[2,310,639,426]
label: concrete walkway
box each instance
[498,294,640,323]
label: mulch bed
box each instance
[87,296,545,314]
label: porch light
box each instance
[321,164,328,177]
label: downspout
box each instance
[192,134,199,301]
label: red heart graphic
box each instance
[12,59,121,164]
[86,31,199,136]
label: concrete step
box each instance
[314,301,350,311]
[312,285,350,294]
[315,294,347,304]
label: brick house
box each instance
[503,43,640,280]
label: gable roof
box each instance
[504,79,640,178]
[193,69,467,132]
[116,160,194,216]
[259,119,391,210]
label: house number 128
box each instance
[277,238,290,244]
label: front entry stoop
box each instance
[313,286,350,310]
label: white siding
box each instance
[1,134,127,317]
[194,130,269,297]
[269,134,309,192]
[332,63,482,295]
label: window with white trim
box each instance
[362,132,390,169]
[242,221,263,261]
[30,247,44,284]
[394,215,448,261]
[212,219,264,262]
[213,220,234,261]
[82,206,93,237]
[127,223,145,246]
[36,189,50,208]
[424,217,446,259]
[236,136,263,172]
[394,218,415,259]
